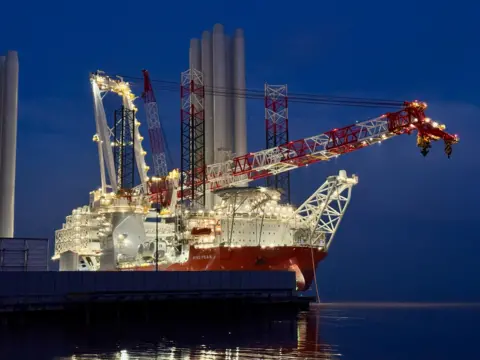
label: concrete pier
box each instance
[0,271,313,323]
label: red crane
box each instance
[192,101,458,194]
[149,100,458,203]
[141,69,169,177]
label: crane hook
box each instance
[444,141,453,158]
[417,134,431,157]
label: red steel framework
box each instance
[199,101,458,193]
[180,68,206,207]
[141,70,169,177]
[178,101,458,200]
[265,83,290,202]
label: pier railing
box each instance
[0,237,49,271]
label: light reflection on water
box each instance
[3,304,477,359]
[66,311,337,360]
[0,308,342,360]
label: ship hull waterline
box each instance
[122,246,327,291]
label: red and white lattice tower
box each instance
[265,83,290,202]
[142,70,168,177]
[180,68,205,207]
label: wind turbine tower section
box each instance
[187,24,248,209]
[232,29,247,158]
[0,51,19,238]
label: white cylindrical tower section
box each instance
[201,31,214,165]
[189,38,202,72]
[233,28,247,157]
[201,31,215,210]
[212,23,228,161]
[0,51,19,238]
[0,56,5,178]
[224,34,234,153]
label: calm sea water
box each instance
[0,304,478,359]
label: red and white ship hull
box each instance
[128,246,327,291]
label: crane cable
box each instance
[310,245,321,304]
[117,74,405,109]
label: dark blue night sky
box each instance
[1,0,479,301]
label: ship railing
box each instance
[292,239,326,248]
[206,212,294,221]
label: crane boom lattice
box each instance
[294,170,357,250]
[142,70,169,177]
[190,101,458,195]
[90,71,150,193]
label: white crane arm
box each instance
[294,170,358,250]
